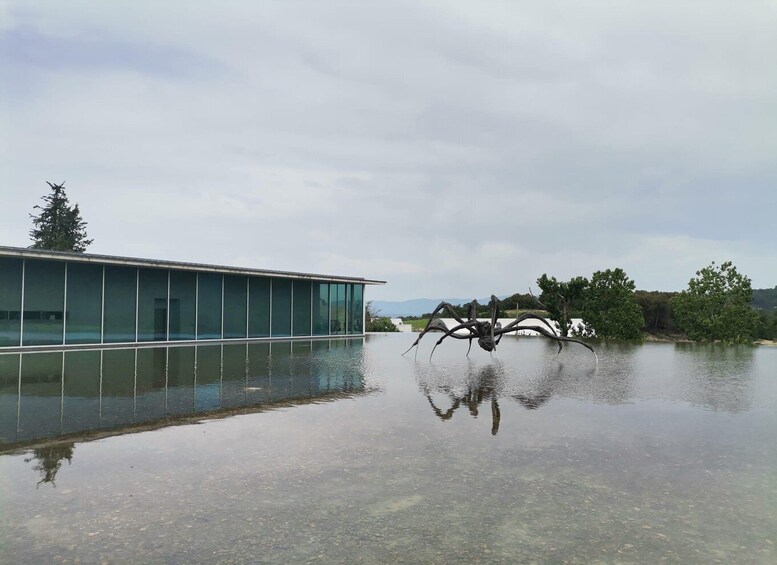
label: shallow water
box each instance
[1,335,775,563]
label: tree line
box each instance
[407,263,775,343]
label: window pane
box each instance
[222,343,247,408]
[138,268,168,342]
[248,277,270,337]
[19,351,62,441]
[312,282,329,336]
[339,284,346,335]
[271,279,291,337]
[65,263,103,344]
[197,273,222,339]
[0,353,19,443]
[351,284,363,334]
[195,344,221,411]
[247,342,270,404]
[329,283,346,335]
[292,280,311,336]
[136,346,167,421]
[223,275,247,339]
[169,271,196,341]
[62,350,101,434]
[346,284,353,334]
[104,266,137,343]
[101,349,135,427]
[269,341,291,401]
[23,259,65,346]
[0,258,22,347]
[167,346,195,416]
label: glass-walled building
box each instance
[0,247,383,349]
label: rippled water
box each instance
[1,335,775,563]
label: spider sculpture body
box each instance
[402,295,595,359]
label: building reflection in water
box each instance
[0,339,367,452]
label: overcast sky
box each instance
[2,1,775,301]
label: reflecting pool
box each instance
[1,335,775,563]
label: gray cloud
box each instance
[2,1,776,300]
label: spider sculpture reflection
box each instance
[402,295,595,359]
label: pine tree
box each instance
[29,181,93,252]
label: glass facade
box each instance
[169,270,196,341]
[223,275,248,339]
[65,263,103,344]
[197,273,222,340]
[0,253,368,349]
[248,277,270,337]
[137,268,168,342]
[104,266,137,344]
[351,284,364,333]
[271,279,291,337]
[0,258,23,347]
[313,282,329,336]
[22,259,65,346]
[330,283,346,335]
[292,280,311,336]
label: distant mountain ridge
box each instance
[373,287,776,318]
[370,297,505,317]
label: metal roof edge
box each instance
[0,246,386,285]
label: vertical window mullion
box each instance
[134,269,139,343]
[62,263,68,344]
[100,265,105,344]
[19,260,25,347]
[166,270,171,342]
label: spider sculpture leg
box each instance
[429,320,481,359]
[488,295,501,346]
[409,318,448,359]
[401,301,475,356]
[425,390,461,421]
[498,313,561,343]
[497,323,596,357]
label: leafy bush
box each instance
[672,261,760,344]
[581,268,644,339]
[367,317,399,332]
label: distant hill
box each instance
[370,297,503,317]
[372,288,776,318]
[752,287,777,310]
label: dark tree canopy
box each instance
[751,286,777,310]
[536,274,588,337]
[29,182,93,253]
[581,268,644,339]
[672,261,760,343]
[634,290,680,334]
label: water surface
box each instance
[1,335,775,563]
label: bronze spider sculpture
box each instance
[402,295,596,359]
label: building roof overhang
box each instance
[0,246,386,285]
